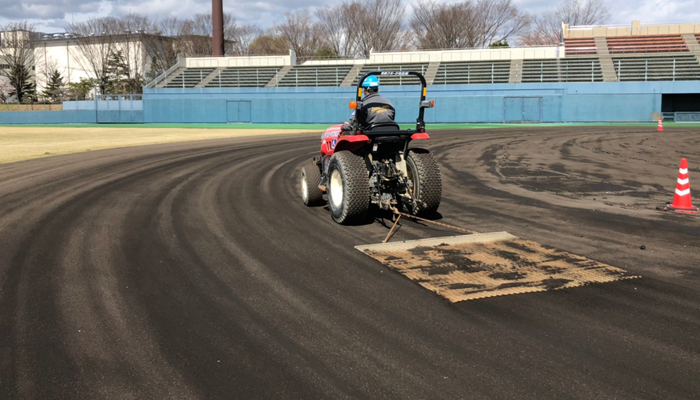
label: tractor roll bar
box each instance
[356,70,429,132]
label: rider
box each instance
[319,76,396,190]
[342,75,395,132]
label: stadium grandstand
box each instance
[147,21,700,89]
[3,20,700,125]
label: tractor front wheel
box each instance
[301,164,324,206]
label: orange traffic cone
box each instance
[657,117,663,132]
[664,158,698,214]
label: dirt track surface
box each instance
[0,126,699,399]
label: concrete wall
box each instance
[142,81,693,124]
[0,109,146,124]
[2,80,698,125]
[564,21,700,38]
[0,110,96,124]
[371,47,563,64]
[186,52,294,68]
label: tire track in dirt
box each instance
[0,127,698,399]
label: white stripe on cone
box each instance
[678,178,689,185]
[676,188,691,196]
[679,168,688,174]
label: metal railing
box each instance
[675,112,700,122]
[279,67,351,87]
[206,68,280,88]
[145,59,184,89]
[615,57,700,81]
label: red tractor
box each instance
[301,71,442,224]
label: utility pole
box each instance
[212,0,224,56]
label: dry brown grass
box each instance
[0,126,320,164]
[0,104,64,112]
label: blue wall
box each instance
[0,110,97,124]
[0,110,144,124]
[1,80,697,125]
[143,81,689,124]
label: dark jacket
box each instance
[352,92,395,129]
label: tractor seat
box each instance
[364,122,400,132]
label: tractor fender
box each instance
[321,124,343,156]
[335,134,370,153]
[411,133,430,140]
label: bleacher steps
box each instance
[682,33,700,62]
[424,62,440,85]
[156,67,185,88]
[594,37,609,56]
[266,66,293,88]
[340,65,363,87]
[595,37,618,82]
[509,59,523,84]
[195,68,225,88]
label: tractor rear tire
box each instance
[406,149,442,215]
[301,164,324,206]
[327,151,370,224]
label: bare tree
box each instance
[248,34,288,55]
[316,5,357,58]
[115,13,150,91]
[0,21,37,102]
[474,0,531,48]
[0,76,13,103]
[411,0,529,49]
[177,13,239,57]
[70,17,120,94]
[177,14,212,56]
[344,0,408,57]
[411,0,475,49]
[519,0,610,45]
[141,17,179,79]
[230,24,261,56]
[274,10,320,62]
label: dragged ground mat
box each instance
[356,233,640,302]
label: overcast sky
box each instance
[1,0,698,34]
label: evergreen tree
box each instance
[66,78,97,100]
[489,40,510,48]
[103,50,144,94]
[43,69,65,102]
[7,63,35,103]
[0,23,37,103]
[106,50,129,94]
[314,45,339,59]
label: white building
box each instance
[33,32,155,94]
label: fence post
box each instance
[645,59,648,81]
[94,87,98,123]
[673,58,676,81]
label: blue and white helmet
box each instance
[362,75,379,88]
